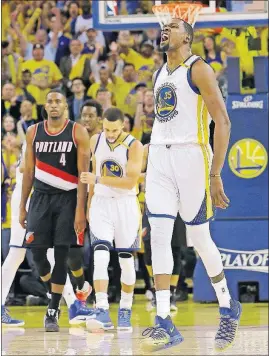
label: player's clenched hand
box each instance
[74,208,86,234]
[19,207,27,229]
[80,172,96,185]
[210,176,230,209]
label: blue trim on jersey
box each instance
[126,138,136,159]
[183,215,215,226]
[147,212,177,220]
[9,245,26,249]
[91,239,112,249]
[115,247,140,252]
[153,64,164,88]
[94,133,102,154]
[187,57,202,94]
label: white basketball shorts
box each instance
[145,144,214,225]
[89,194,141,251]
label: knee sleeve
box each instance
[186,222,223,278]
[51,246,69,285]
[32,247,51,277]
[149,217,174,275]
[67,247,83,272]
[172,246,182,275]
[118,252,136,286]
[93,244,110,281]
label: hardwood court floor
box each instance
[2,296,268,355]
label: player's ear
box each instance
[184,35,190,44]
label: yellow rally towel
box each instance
[69,55,87,80]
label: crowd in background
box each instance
[1,0,268,305]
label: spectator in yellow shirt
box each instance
[113,63,137,117]
[87,66,114,99]
[20,43,63,120]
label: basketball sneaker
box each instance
[142,315,184,351]
[44,308,60,332]
[86,308,114,331]
[1,306,25,327]
[117,308,132,332]
[215,299,242,351]
[69,300,96,325]
[76,281,92,302]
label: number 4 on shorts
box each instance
[60,153,66,166]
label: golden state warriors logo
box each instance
[228,139,268,179]
[101,159,123,178]
[155,83,178,122]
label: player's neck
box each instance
[89,127,101,139]
[46,117,67,133]
[167,48,192,72]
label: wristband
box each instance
[210,173,221,177]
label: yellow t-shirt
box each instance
[20,59,63,105]
[87,82,115,99]
[120,49,155,85]
[113,77,137,117]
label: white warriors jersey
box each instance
[14,142,26,190]
[94,132,137,198]
[151,55,212,145]
[11,142,26,217]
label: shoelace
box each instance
[216,315,237,341]
[142,326,168,340]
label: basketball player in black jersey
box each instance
[80,100,102,141]
[19,90,91,332]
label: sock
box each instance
[212,277,231,308]
[49,292,62,310]
[43,279,52,294]
[120,291,133,310]
[95,292,109,310]
[1,247,26,305]
[63,274,76,308]
[156,290,170,319]
[75,275,85,290]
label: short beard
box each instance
[51,116,60,121]
[159,42,169,52]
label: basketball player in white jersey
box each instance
[142,16,241,351]
[80,107,143,332]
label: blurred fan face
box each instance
[20,100,33,117]
[33,48,44,61]
[86,29,97,42]
[72,79,85,94]
[144,90,154,106]
[2,84,15,101]
[69,3,79,18]
[22,71,32,86]
[103,118,124,143]
[123,116,131,133]
[3,116,15,133]
[99,68,109,83]
[96,91,110,104]
[141,44,154,58]
[123,65,135,82]
[70,40,82,55]
[204,37,215,51]
[80,106,99,132]
[35,30,47,45]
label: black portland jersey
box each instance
[33,120,78,194]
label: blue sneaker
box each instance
[142,315,184,351]
[69,300,96,325]
[86,308,114,331]
[1,306,25,327]
[117,308,132,332]
[215,299,242,351]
